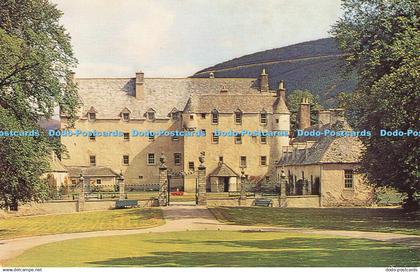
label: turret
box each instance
[271,80,291,162]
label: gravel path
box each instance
[1,205,419,265]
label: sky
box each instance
[52,0,343,78]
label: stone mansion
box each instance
[58,70,373,206]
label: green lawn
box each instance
[0,208,163,240]
[6,231,420,267]
[210,207,420,236]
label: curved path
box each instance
[1,205,419,265]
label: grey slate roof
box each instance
[70,77,259,119]
[278,122,364,165]
[209,162,240,177]
[67,166,119,178]
[184,93,279,113]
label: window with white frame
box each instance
[174,153,181,165]
[147,153,155,165]
[344,169,354,188]
[123,155,129,165]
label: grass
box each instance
[210,207,420,236]
[0,208,163,240]
[5,231,420,267]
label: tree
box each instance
[0,0,78,210]
[331,0,420,210]
[286,89,322,132]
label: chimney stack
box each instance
[259,68,269,92]
[135,71,144,100]
[317,110,331,127]
[298,97,311,129]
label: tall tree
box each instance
[331,0,420,209]
[0,0,78,210]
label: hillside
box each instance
[192,38,357,107]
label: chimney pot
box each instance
[135,71,144,100]
[298,97,311,129]
[318,110,331,127]
[259,68,269,92]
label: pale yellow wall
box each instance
[61,117,183,185]
[279,163,373,207]
[321,163,373,207]
[183,112,277,187]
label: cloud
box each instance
[52,0,342,78]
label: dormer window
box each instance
[120,107,131,121]
[87,106,97,121]
[145,108,156,121]
[122,113,130,121]
[172,112,179,121]
[169,108,180,121]
[88,112,96,121]
[211,109,219,124]
[234,109,242,125]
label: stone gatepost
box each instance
[279,169,287,208]
[303,180,308,195]
[239,168,247,206]
[77,173,85,212]
[118,171,125,200]
[158,153,168,206]
[197,152,207,206]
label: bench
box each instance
[254,198,273,207]
[115,199,139,209]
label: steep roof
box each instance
[278,121,364,165]
[209,162,239,177]
[184,93,278,113]
[67,166,119,178]
[68,77,258,120]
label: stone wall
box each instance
[0,199,156,218]
[285,195,320,208]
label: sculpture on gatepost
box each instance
[279,168,287,208]
[118,170,125,200]
[239,167,247,206]
[77,173,85,212]
[158,153,168,206]
[197,151,207,206]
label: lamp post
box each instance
[118,170,125,200]
[240,167,247,206]
[79,173,85,197]
[167,171,172,205]
[158,153,168,206]
[78,173,85,212]
[279,167,287,208]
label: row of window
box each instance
[88,111,181,122]
[88,132,269,144]
[212,134,268,144]
[88,111,272,125]
[285,169,354,189]
[88,154,268,168]
[191,112,269,125]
